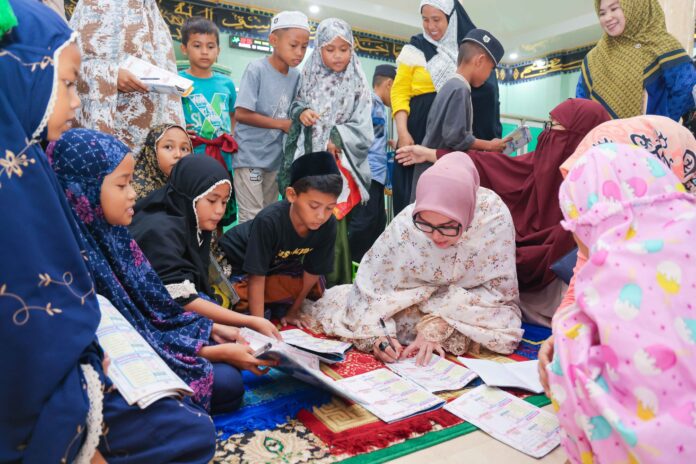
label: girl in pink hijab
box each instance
[304,152,522,366]
[548,143,696,463]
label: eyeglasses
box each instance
[544,120,563,131]
[413,216,462,237]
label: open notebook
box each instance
[280,328,352,363]
[387,356,478,393]
[95,295,193,409]
[242,328,445,423]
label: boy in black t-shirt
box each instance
[220,151,341,327]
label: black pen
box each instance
[378,318,396,352]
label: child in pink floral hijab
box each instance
[548,143,696,463]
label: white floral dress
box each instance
[69,0,184,152]
[305,188,523,355]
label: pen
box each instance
[378,318,396,353]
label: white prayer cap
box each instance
[270,11,310,33]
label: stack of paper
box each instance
[458,358,544,393]
[445,385,560,458]
[280,329,352,363]
[387,356,478,392]
[335,368,445,423]
[96,295,193,409]
[121,55,194,97]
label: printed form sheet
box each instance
[445,385,560,458]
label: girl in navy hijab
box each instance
[52,128,247,414]
[0,1,214,462]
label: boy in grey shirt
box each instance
[413,29,508,198]
[234,11,310,223]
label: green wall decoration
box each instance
[157,0,405,62]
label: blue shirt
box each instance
[576,61,696,121]
[180,71,237,163]
[368,92,388,185]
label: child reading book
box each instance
[281,17,374,285]
[130,155,282,342]
[218,151,341,327]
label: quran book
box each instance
[96,295,193,409]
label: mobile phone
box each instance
[252,342,272,358]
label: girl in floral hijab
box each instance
[548,143,696,463]
[132,123,191,200]
[281,18,372,219]
[281,18,374,285]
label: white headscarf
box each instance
[421,0,460,90]
[294,18,371,154]
[292,18,373,205]
[396,0,460,91]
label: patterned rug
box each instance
[213,323,551,463]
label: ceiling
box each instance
[227,0,604,63]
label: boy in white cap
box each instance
[233,11,311,223]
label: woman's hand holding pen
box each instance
[372,336,403,363]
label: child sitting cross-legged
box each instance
[218,151,342,328]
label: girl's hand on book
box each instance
[221,344,277,376]
[211,324,248,345]
[248,316,283,341]
[102,353,111,376]
[299,109,320,126]
[117,68,149,93]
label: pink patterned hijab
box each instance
[549,143,696,463]
[413,151,480,228]
[561,115,696,192]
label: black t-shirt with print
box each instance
[219,200,337,276]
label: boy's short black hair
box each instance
[291,174,343,198]
[372,74,394,87]
[181,17,220,45]
[457,41,490,66]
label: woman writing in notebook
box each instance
[305,152,523,366]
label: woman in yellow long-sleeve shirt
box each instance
[391,0,502,214]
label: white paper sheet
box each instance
[458,358,544,393]
[387,356,478,392]
[445,385,560,458]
